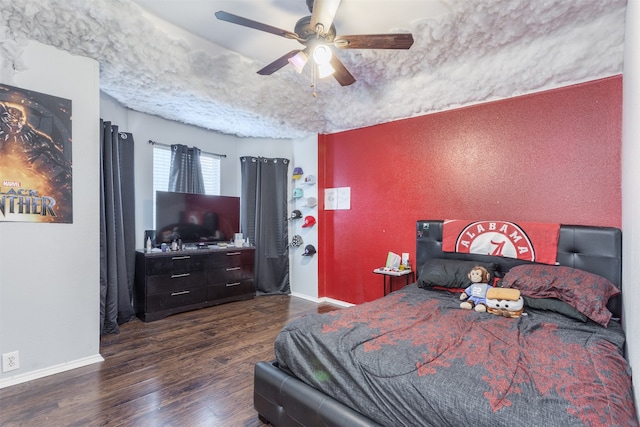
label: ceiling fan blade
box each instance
[215,11,300,41]
[329,54,356,86]
[310,0,342,36]
[334,33,414,49]
[257,50,302,75]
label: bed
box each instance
[253,220,638,426]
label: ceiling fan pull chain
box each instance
[311,61,318,97]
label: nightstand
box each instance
[373,268,416,296]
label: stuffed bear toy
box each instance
[460,265,492,312]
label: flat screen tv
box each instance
[155,191,240,245]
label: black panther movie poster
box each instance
[0,83,73,223]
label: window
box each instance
[199,152,221,195]
[153,145,222,224]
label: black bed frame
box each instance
[254,220,623,427]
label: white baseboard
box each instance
[289,291,320,303]
[0,354,104,389]
[290,292,354,308]
[319,297,354,307]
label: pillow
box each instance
[419,258,498,289]
[522,296,588,322]
[431,286,465,293]
[501,264,619,326]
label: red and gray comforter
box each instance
[275,285,638,426]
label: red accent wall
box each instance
[318,76,622,304]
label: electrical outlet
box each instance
[2,351,19,372]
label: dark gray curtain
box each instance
[168,143,205,193]
[100,120,136,335]
[240,156,290,295]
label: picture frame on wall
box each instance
[0,82,73,223]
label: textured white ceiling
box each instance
[0,0,627,139]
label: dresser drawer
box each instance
[205,249,254,269]
[146,270,207,294]
[145,254,204,275]
[207,279,254,300]
[146,287,208,311]
[208,264,253,283]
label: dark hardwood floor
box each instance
[0,295,340,426]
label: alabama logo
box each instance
[454,220,536,261]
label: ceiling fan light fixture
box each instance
[312,44,332,65]
[317,62,336,79]
[216,3,415,89]
[288,51,308,73]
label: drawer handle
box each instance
[226,267,241,272]
[226,252,241,256]
[226,282,241,287]
[171,273,191,279]
[171,290,190,296]
[171,255,191,260]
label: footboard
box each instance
[254,361,381,427]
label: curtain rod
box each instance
[148,139,227,158]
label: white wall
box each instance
[0,41,102,387]
[289,135,319,300]
[622,0,640,415]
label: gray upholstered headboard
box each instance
[416,220,623,318]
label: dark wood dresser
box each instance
[134,247,255,321]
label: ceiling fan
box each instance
[215,0,414,88]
